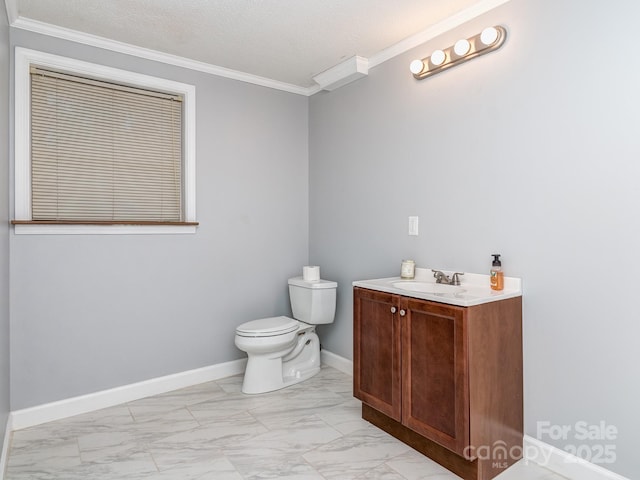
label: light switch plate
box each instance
[408,216,419,236]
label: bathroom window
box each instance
[13,48,197,234]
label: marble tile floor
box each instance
[5,366,568,480]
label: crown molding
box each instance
[306,84,323,96]
[9,16,311,96]
[7,0,512,96]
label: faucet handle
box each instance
[451,272,465,286]
[432,270,450,284]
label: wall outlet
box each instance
[408,216,419,236]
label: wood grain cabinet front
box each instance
[353,287,401,421]
[353,286,523,480]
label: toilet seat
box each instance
[236,316,300,337]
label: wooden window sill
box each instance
[11,220,199,235]
[12,220,199,226]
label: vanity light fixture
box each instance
[410,25,506,80]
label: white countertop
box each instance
[352,267,522,307]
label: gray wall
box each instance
[6,1,640,477]
[1,3,11,444]
[310,0,639,477]
[9,29,309,409]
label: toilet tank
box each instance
[288,277,337,325]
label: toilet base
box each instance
[241,328,321,395]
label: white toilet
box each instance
[234,276,337,394]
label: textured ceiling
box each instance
[15,0,497,89]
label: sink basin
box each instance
[391,281,466,294]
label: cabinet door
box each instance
[402,298,469,455]
[353,287,402,421]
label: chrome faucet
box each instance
[432,270,464,286]
[432,270,450,284]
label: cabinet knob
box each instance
[390,306,397,314]
[399,309,406,316]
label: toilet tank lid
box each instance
[288,277,337,289]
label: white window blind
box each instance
[30,67,184,222]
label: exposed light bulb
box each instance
[454,39,471,56]
[480,27,499,46]
[409,26,506,81]
[430,50,446,66]
[409,59,425,75]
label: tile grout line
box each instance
[3,367,567,480]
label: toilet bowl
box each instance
[234,276,337,394]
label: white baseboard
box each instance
[523,435,630,480]
[10,358,247,431]
[0,414,12,480]
[7,356,630,480]
[321,349,353,376]
[9,352,349,432]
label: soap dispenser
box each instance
[490,254,504,291]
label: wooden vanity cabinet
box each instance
[353,287,523,480]
[402,297,469,455]
[353,288,402,421]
